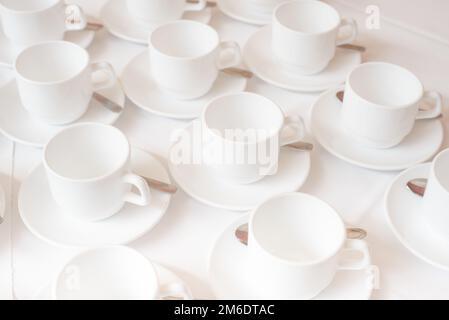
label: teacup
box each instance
[52,246,191,300]
[149,20,242,100]
[44,123,151,222]
[201,92,305,185]
[420,149,449,239]
[341,62,442,149]
[247,193,371,300]
[14,41,117,125]
[0,0,87,48]
[272,0,358,75]
[127,0,206,24]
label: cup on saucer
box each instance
[127,0,207,24]
[52,246,191,300]
[420,149,449,239]
[43,123,152,222]
[246,193,371,300]
[149,20,242,100]
[14,41,117,125]
[341,62,442,149]
[272,0,358,75]
[0,0,87,48]
[201,92,306,185]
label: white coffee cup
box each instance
[247,193,371,300]
[201,92,306,185]
[149,20,242,100]
[0,0,87,48]
[44,123,151,222]
[14,41,117,125]
[341,62,442,149]
[127,0,206,24]
[52,246,192,300]
[420,149,449,239]
[272,0,357,75]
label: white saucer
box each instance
[100,0,212,45]
[209,215,375,300]
[217,0,272,25]
[0,28,94,66]
[32,262,191,300]
[243,26,362,92]
[0,183,5,224]
[0,79,124,148]
[168,121,311,211]
[19,148,172,248]
[310,86,444,171]
[121,51,247,120]
[385,163,449,271]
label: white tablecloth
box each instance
[1,0,449,300]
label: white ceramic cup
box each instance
[52,246,192,300]
[44,124,151,222]
[14,41,117,125]
[201,92,306,185]
[272,0,357,75]
[149,20,242,100]
[127,0,206,24]
[420,149,449,239]
[247,193,371,300]
[0,0,87,48]
[341,62,442,149]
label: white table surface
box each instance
[1,0,449,300]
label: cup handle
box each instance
[123,173,151,207]
[91,62,117,92]
[158,282,193,300]
[185,0,207,12]
[280,115,306,146]
[65,4,87,31]
[416,91,443,120]
[338,239,371,271]
[216,41,242,70]
[336,18,358,46]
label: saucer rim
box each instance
[121,51,248,120]
[0,80,125,148]
[384,162,449,272]
[216,0,272,26]
[100,0,212,45]
[243,26,362,93]
[208,214,374,300]
[168,121,312,212]
[18,147,172,248]
[310,85,444,171]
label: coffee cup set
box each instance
[0,0,96,65]
[99,0,212,44]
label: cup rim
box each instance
[51,246,159,300]
[201,92,285,145]
[273,0,342,36]
[431,148,449,194]
[14,41,90,86]
[148,20,219,61]
[0,0,61,14]
[346,61,424,110]
[249,192,347,266]
[43,123,130,183]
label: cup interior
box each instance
[433,149,449,192]
[53,247,158,300]
[275,0,340,34]
[251,193,345,264]
[150,21,218,58]
[15,42,88,83]
[0,0,59,12]
[348,63,423,107]
[203,93,284,142]
[45,124,129,180]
